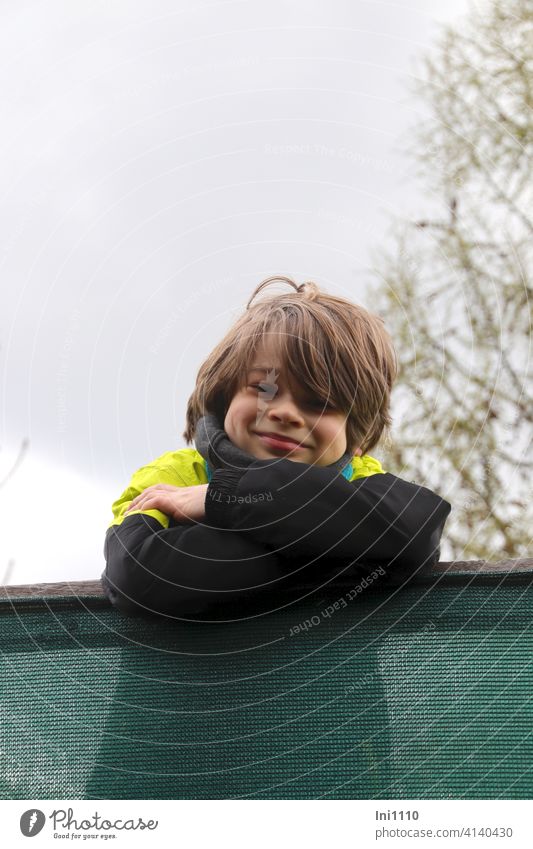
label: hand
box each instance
[124,484,209,524]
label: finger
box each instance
[144,494,187,521]
[125,496,155,514]
[125,485,175,512]
[126,500,158,516]
[129,494,174,515]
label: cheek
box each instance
[223,401,236,432]
[326,418,347,445]
[225,397,249,429]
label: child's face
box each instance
[223,339,352,466]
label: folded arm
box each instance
[102,514,296,618]
[103,457,451,618]
[204,459,451,573]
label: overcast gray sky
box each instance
[0,0,471,584]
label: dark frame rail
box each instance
[1,558,532,601]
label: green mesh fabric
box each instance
[0,579,532,799]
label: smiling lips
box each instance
[255,431,308,449]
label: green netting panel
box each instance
[0,579,532,799]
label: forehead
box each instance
[247,338,284,373]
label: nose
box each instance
[265,388,305,426]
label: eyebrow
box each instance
[248,366,281,373]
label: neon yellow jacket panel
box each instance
[108,448,385,531]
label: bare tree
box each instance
[369,0,532,561]
[0,437,29,490]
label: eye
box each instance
[305,397,335,410]
[248,383,273,392]
[249,384,336,410]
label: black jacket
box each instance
[102,457,451,618]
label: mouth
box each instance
[254,431,309,451]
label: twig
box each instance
[0,438,29,489]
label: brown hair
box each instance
[182,275,397,455]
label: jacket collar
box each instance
[204,458,353,483]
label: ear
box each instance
[354,447,363,456]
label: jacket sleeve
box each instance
[204,459,451,574]
[102,515,296,618]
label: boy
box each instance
[102,276,451,617]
